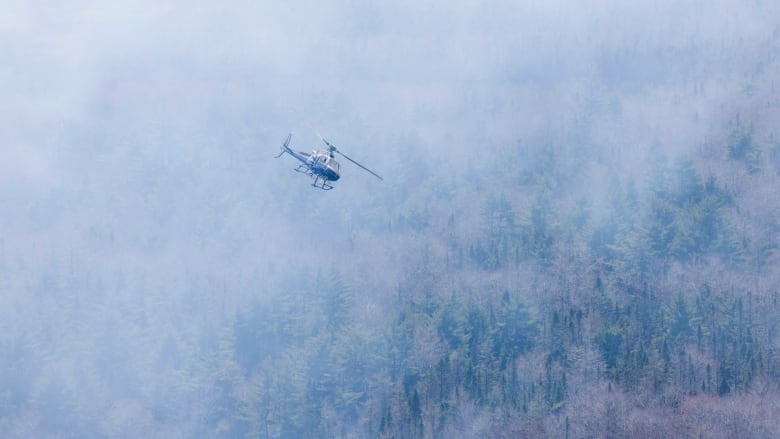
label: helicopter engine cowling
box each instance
[309,154,341,181]
[323,159,340,181]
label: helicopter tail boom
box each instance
[275,133,310,164]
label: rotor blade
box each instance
[316,132,337,152]
[334,149,384,181]
[315,132,383,180]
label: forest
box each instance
[2,1,780,438]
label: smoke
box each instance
[1,0,779,436]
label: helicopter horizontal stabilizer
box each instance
[275,134,312,166]
[274,133,293,158]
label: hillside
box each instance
[2,1,780,437]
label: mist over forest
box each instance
[2,0,780,437]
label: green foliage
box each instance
[727,118,762,173]
[469,195,521,269]
[643,159,734,263]
[666,293,693,341]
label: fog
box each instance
[2,0,780,437]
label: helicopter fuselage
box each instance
[276,133,381,190]
[307,152,341,182]
[280,147,341,189]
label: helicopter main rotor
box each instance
[317,134,384,181]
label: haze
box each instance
[2,1,779,437]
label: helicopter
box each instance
[275,133,383,190]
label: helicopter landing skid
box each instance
[292,165,334,190]
[311,178,334,190]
